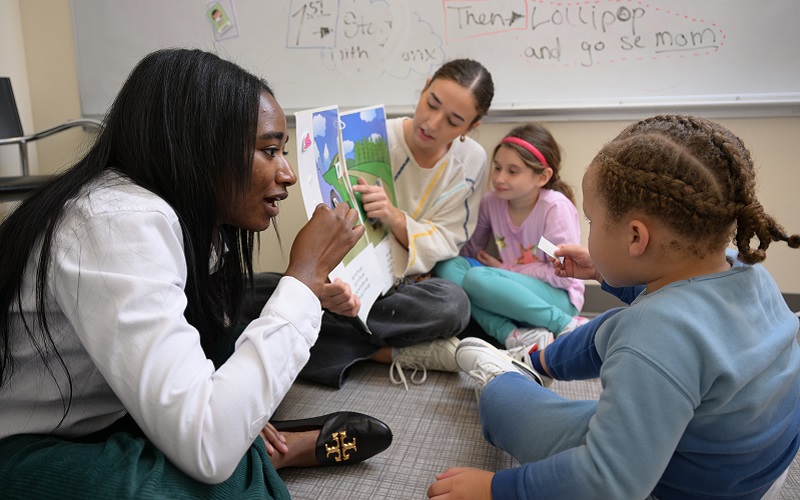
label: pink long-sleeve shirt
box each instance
[460,189,585,311]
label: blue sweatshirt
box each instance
[492,252,800,499]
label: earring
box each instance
[459,135,466,142]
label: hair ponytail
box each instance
[590,114,800,264]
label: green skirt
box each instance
[0,415,290,499]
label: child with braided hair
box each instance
[430,115,800,500]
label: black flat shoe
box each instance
[271,411,392,465]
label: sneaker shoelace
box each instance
[389,359,428,391]
[467,362,497,402]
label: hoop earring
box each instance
[459,135,466,142]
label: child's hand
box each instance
[427,467,493,499]
[476,250,502,268]
[320,278,361,317]
[553,244,603,282]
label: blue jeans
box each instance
[480,307,622,461]
[481,371,597,462]
[478,284,640,460]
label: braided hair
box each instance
[590,115,799,264]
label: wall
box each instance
[0,0,35,176]
[0,0,93,179]
[13,0,800,295]
[19,0,91,174]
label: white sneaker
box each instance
[506,345,553,388]
[504,327,554,350]
[456,338,546,399]
[390,337,460,390]
[558,316,590,336]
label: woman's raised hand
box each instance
[285,202,364,298]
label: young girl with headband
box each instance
[436,123,586,351]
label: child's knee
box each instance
[433,256,470,285]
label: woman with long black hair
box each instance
[0,48,389,498]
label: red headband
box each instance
[501,136,549,168]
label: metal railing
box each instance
[0,118,103,176]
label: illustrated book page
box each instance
[338,104,396,295]
[294,105,390,332]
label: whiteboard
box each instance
[71,0,800,119]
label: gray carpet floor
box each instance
[273,360,800,499]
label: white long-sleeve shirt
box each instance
[0,172,321,483]
[387,117,488,276]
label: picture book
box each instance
[338,104,396,294]
[294,104,396,332]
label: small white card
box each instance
[537,236,564,263]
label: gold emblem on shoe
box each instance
[325,431,357,462]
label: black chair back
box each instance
[0,77,24,139]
